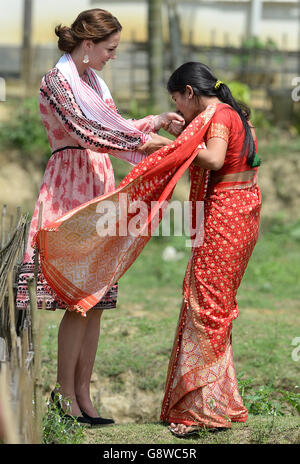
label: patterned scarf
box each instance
[55,53,149,164]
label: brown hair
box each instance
[55,9,122,53]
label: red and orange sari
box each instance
[161,105,261,428]
[160,175,261,428]
[35,103,261,428]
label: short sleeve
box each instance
[206,106,232,143]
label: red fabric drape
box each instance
[34,105,217,316]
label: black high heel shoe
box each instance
[50,391,91,426]
[80,409,115,427]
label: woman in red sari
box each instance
[161,62,261,437]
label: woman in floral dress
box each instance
[16,8,183,425]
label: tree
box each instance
[167,0,182,71]
[22,0,33,92]
[147,0,167,111]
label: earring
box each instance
[83,54,89,64]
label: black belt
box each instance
[52,145,85,156]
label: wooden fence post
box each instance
[1,205,7,249]
[27,278,43,444]
[0,364,20,443]
[0,204,44,443]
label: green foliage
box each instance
[246,386,300,417]
[268,218,300,240]
[227,81,251,105]
[251,109,273,131]
[238,373,300,417]
[0,97,50,167]
[226,81,273,130]
[235,37,279,70]
[127,99,158,121]
[239,219,300,307]
[245,386,284,416]
[43,389,85,444]
[241,37,278,51]
[279,390,300,414]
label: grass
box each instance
[240,220,300,307]
[256,129,300,161]
[40,219,300,444]
[83,416,300,444]
[43,393,85,444]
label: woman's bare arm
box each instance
[193,137,227,171]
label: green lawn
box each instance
[83,416,300,444]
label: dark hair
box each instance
[167,62,256,166]
[55,8,122,54]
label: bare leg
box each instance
[56,310,88,416]
[74,309,103,417]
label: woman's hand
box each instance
[155,112,185,136]
[167,119,186,137]
[140,132,172,155]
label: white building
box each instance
[0,0,298,50]
[91,0,300,50]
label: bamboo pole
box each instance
[148,0,167,111]
[129,30,136,104]
[7,272,18,370]
[22,0,33,93]
[0,364,20,444]
[27,277,43,444]
[19,325,29,441]
[34,300,45,443]
[30,200,44,442]
[34,202,43,284]
[1,204,7,250]
[17,315,35,444]
[0,213,28,307]
[7,271,22,435]
[0,204,45,443]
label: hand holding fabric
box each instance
[140,132,173,155]
[155,112,185,135]
[167,119,186,137]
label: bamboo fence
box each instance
[0,203,44,444]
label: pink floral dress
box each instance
[16,67,157,311]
